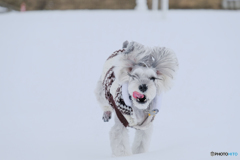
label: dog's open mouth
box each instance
[133,91,147,104]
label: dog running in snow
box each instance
[95,41,178,156]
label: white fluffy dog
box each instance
[95,41,178,156]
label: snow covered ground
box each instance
[0,10,240,160]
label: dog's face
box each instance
[128,66,159,110]
[116,41,178,110]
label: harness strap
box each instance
[109,95,129,127]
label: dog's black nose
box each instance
[139,84,147,92]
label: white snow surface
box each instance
[0,10,240,160]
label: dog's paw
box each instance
[102,111,112,122]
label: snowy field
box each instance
[0,10,240,160]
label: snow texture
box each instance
[0,10,240,160]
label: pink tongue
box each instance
[133,91,144,99]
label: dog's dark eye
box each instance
[150,77,156,81]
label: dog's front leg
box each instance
[132,124,153,154]
[109,115,131,156]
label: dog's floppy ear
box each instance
[115,41,147,84]
[151,47,178,92]
[122,40,129,48]
[123,41,134,54]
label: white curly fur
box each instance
[115,41,178,94]
[95,41,178,156]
